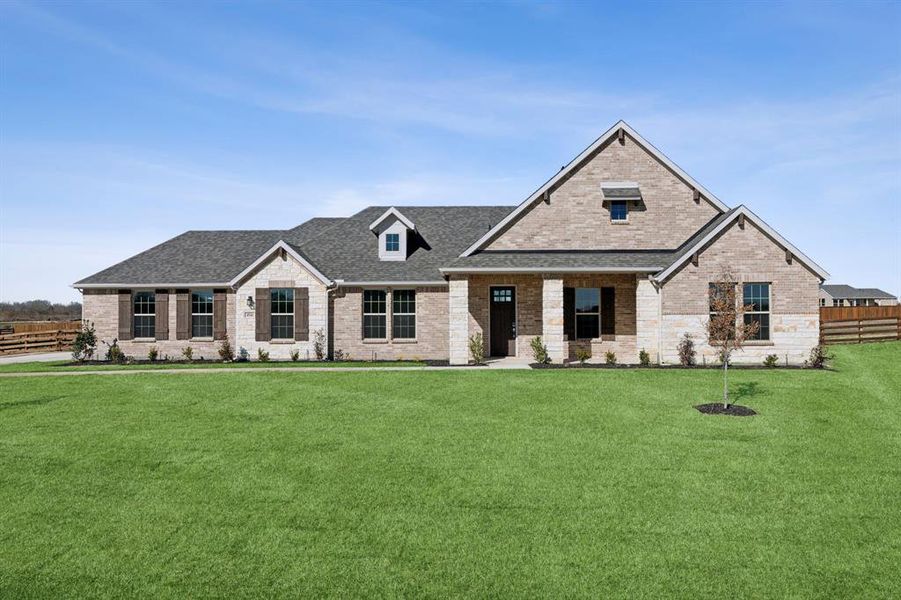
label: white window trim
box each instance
[391,289,416,340]
[363,289,388,340]
[270,288,295,341]
[743,282,772,341]
[610,200,629,223]
[133,291,156,339]
[191,290,214,339]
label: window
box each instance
[392,290,416,339]
[270,288,294,340]
[743,283,770,341]
[708,282,736,340]
[385,233,400,252]
[575,288,600,339]
[363,290,387,339]
[819,298,826,307]
[191,290,213,338]
[610,201,628,222]
[492,288,512,303]
[133,291,155,338]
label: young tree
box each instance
[706,268,759,408]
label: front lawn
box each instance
[1,342,898,597]
[0,359,428,374]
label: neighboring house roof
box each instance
[821,285,896,300]
[652,205,830,283]
[441,250,673,273]
[459,120,729,258]
[290,206,513,283]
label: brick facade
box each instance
[658,219,820,364]
[486,133,720,251]
[331,285,448,361]
[561,273,639,363]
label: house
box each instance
[819,285,898,307]
[75,121,829,365]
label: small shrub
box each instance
[257,348,270,362]
[181,346,193,361]
[313,329,326,360]
[334,348,345,361]
[575,346,591,366]
[104,339,126,364]
[217,339,235,362]
[604,350,617,365]
[468,333,485,365]
[71,321,97,362]
[236,346,250,362]
[147,346,159,362]
[763,354,779,368]
[530,336,550,364]
[677,333,696,366]
[805,345,832,369]
[638,348,651,367]
[290,349,300,362]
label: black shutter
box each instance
[601,287,615,335]
[563,287,575,340]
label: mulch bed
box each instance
[694,403,757,417]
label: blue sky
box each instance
[1,0,899,302]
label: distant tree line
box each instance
[0,300,82,322]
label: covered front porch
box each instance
[447,272,661,365]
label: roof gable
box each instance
[460,120,728,257]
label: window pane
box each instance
[271,314,294,339]
[610,201,628,221]
[134,291,155,315]
[492,288,511,303]
[270,288,294,314]
[393,289,415,314]
[192,315,213,338]
[134,315,155,338]
[744,313,770,340]
[385,233,399,252]
[393,314,416,339]
[575,288,600,313]
[192,290,213,314]
[576,314,599,339]
[363,314,386,339]
[364,290,386,314]
[743,283,769,312]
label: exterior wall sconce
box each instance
[246,296,254,309]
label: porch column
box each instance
[542,276,564,363]
[636,274,661,364]
[448,276,470,365]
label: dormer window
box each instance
[369,207,416,262]
[385,233,400,252]
[601,182,641,223]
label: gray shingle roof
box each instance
[75,206,515,286]
[821,285,896,300]
[288,206,514,282]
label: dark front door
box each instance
[490,286,516,356]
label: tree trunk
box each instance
[723,358,729,409]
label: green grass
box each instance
[0,359,427,373]
[1,343,898,598]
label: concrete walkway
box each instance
[0,351,71,364]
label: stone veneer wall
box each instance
[82,289,235,360]
[331,286,448,361]
[659,219,821,365]
[560,273,639,363]
[233,252,329,360]
[486,133,720,251]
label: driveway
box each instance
[0,351,71,364]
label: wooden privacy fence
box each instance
[820,306,901,345]
[0,320,82,334]
[0,321,82,355]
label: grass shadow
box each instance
[734,382,763,404]
[0,396,65,411]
